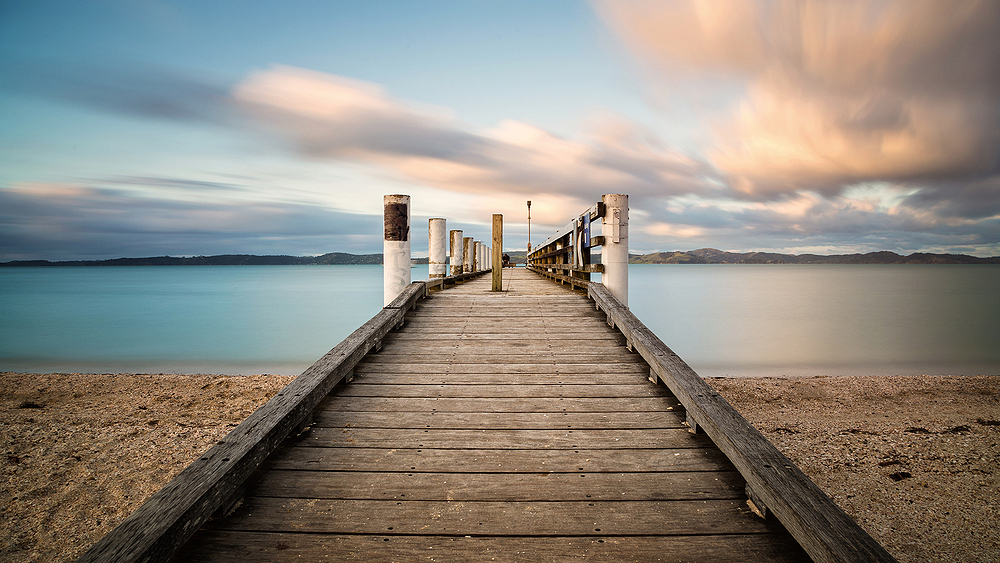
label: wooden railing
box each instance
[580,281,896,562]
[529,194,895,562]
[75,270,489,563]
[527,194,629,304]
[528,202,604,285]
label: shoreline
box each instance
[2,372,997,563]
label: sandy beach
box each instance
[2,372,997,563]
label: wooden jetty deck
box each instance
[78,265,897,563]
[166,268,807,562]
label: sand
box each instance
[2,372,997,563]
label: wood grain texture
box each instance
[169,269,813,563]
[76,277,488,563]
[175,531,809,563]
[588,281,898,563]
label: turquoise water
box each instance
[628,264,1000,377]
[0,266,384,375]
[1,264,998,376]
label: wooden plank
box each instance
[265,447,731,473]
[386,332,624,341]
[361,354,647,364]
[319,396,683,413]
[247,470,745,501]
[400,318,613,326]
[174,531,809,563]
[310,410,686,429]
[300,427,714,449]
[375,344,627,354]
[381,336,618,348]
[354,361,649,378]
[207,497,779,536]
[334,383,663,398]
[411,306,600,315]
[348,375,653,386]
[588,282,898,563]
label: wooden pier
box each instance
[77,197,897,563]
[166,268,812,562]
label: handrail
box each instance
[529,201,604,259]
[527,194,628,304]
[586,281,898,563]
[75,270,489,563]
[527,201,603,290]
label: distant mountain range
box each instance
[0,253,388,267]
[629,248,1000,264]
[2,248,997,266]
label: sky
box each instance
[1,0,998,261]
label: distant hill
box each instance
[6,248,997,267]
[0,252,387,267]
[629,248,1000,265]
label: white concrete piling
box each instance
[450,230,464,276]
[601,193,628,306]
[428,218,447,279]
[383,194,411,306]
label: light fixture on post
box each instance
[527,200,531,256]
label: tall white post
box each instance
[601,193,628,306]
[383,194,411,306]
[463,237,474,274]
[449,230,463,276]
[428,218,447,279]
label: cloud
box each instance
[0,58,235,124]
[0,181,383,261]
[596,0,1000,197]
[232,65,717,218]
[635,182,1000,256]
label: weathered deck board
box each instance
[310,410,686,428]
[171,532,807,563]
[334,383,663,397]
[301,427,713,449]
[318,396,684,412]
[209,498,776,536]
[265,447,729,472]
[247,469,746,500]
[173,269,809,563]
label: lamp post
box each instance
[526,200,531,257]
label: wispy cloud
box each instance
[596,0,1000,197]
[0,181,382,261]
[232,65,717,222]
[0,58,235,124]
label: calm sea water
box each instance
[627,264,1000,377]
[1,264,998,377]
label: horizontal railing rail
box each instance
[586,281,898,563]
[75,270,489,563]
[527,201,603,292]
[528,194,629,304]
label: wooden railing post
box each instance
[428,218,447,279]
[601,193,628,306]
[449,230,464,276]
[383,194,411,306]
[492,214,503,291]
